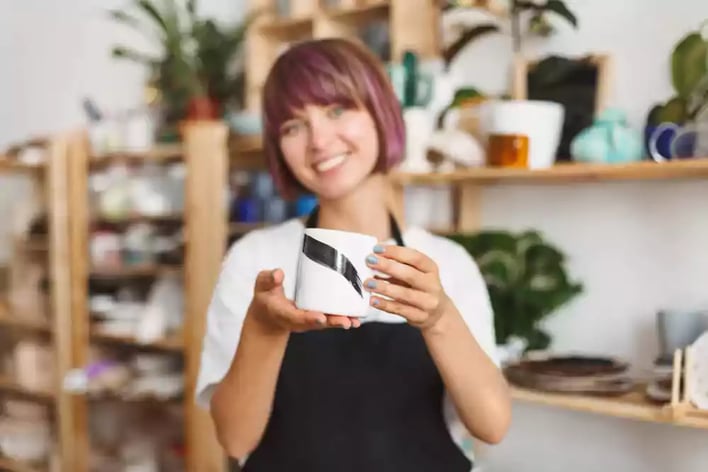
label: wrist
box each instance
[421,295,456,337]
[245,305,289,338]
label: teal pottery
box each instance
[571,108,644,164]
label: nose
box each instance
[307,115,335,153]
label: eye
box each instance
[280,120,303,137]
[327,105,345,119]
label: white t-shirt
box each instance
[195,217,499,464]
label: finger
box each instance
[370,295,427,324]
[326,314,352,329]
[373,245,437,273]
[366,253,429,290]
[350,317,361,328]
[254,268,283,292]
[365,278,438,313]
[374,274,410,288]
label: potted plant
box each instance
[645,21,708,129]
[447,229,583,360]
[109,0,258,129]
[440,0,579,69]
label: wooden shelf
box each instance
[0,456,42,472]
[89,144,183,169]
[511,385,708,430]
[90,331,184,352]
[324,1,390,24]
[391,158,708,186]
[0,376,54,403]
[259,15,313,39]
[89,264,181,279]
[0,159,43,174]
[0,306,51,336]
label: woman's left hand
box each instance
[364,245,450,330]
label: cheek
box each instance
[279,137,308,171]
[342,116,379,162]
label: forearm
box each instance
[210,309,289,458]
[422,302,511,444]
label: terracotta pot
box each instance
[187,96,221,120]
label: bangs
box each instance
[263,46,361,132]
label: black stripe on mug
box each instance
[302,234,363,298]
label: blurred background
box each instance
[1,0,708,471]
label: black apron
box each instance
[241,207,472,472]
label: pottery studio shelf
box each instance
[511,386,708,430]
[390,158,708,186]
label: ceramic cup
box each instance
[656,309,708,359]
[294,228,377,318]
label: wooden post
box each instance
[66,131,92,472]
[457,184,482,233]
[182,121,230,472]
[45,135,79,471]
[389,0,441,61]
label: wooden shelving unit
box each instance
[0,137,76,471]
[244,0,440,112]
[64,124,228,472]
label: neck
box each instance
[316,174,397,242]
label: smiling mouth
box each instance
[314,152,349,173]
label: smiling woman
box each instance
[196,38,511,472]
[261,38,404,201]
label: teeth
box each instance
[315,153,347,172]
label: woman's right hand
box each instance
[249,268,361,333]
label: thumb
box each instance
[255,268,284,293]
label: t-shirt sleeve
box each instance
[195,240,259,409]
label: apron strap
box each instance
[305,205,405,247]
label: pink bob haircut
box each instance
[261,38,405,200]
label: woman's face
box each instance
[278,103,380,201]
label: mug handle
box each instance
[649,123,679,162]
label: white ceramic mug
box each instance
[294,228,377,318]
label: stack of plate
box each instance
[504,354,634,395]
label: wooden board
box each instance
[391,158,708,185]
[512,385,708,430]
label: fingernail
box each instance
[366,280,376,289]
[366,255,378,264]
[373,244,385,254]
[371,298,380,306]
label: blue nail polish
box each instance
[366,255,378,265]
[373,244,385,254]
[366,280,376,289]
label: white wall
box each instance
[457,1,708,471]
[1,1,707,470]
[0,0,244,261]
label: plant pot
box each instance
[478,100,564,169]
[187,96,221,120]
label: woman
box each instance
[196,38,511,471]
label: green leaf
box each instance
[672,32,708,98]
[443,24,500,66]
[134,0,169,35]
[111,46,159,65]
[544,0,578,28]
